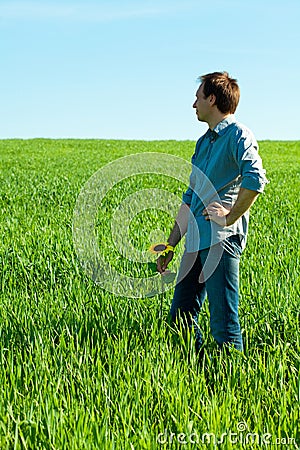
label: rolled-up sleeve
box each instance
[236,131,269,193]
[182,185,193,205]
[182,154,197,205]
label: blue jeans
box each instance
[170,235,243,352]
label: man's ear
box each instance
[209,94,216,106]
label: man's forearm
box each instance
[167,203,190,247]
[226,188,259,226]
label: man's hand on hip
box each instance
[203,189,260,227]
[202,202,231,226]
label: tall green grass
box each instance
[0,139,299,449]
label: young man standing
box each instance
[157,72,268,353]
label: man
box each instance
[157,71,268,353]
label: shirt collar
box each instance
[213,115,236,135]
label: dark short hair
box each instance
[198,71,240,114]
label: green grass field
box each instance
[0,139,299,449]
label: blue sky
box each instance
[0,0,299,140]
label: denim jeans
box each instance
[170,235,243,352]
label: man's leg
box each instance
[200,235,243,351]
[170,251,207,352]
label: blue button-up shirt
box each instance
[183,115,268,251]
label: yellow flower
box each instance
[149,243,174,256]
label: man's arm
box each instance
[157,203,190,273]
[167,203,190,246]
[202,188,259,227]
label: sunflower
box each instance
[149,243,174,256]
